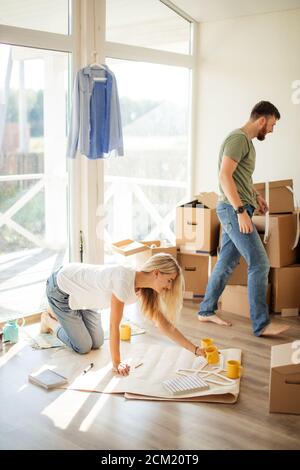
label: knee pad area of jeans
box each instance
[74,340,93,354]
[92,336,104,350]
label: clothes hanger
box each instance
[90,51,107,81]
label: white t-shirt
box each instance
[56,263,138,310]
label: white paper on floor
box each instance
[35,342,242,401]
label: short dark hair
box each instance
[250,101,280,120]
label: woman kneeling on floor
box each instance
[42,253,205,375]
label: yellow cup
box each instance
[201,337,214,348]
[120,324,131,341]
[226,360,243,379]
[205,346,219,364]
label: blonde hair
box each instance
[138,253,184,325]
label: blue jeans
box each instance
[199,202,270,336]
[46,270,104,354]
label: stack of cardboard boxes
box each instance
[221,179,300,318]
[252,179,300,317]
[175,192,220,300]
[111,179,299,317]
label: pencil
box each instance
[134,362,143,369]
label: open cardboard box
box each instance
[135,241,177,266]
[111,239,147,256]
[253,179,294,214]
[112,239,177,267]
[176,192,220,254]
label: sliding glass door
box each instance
[0,44,70,320]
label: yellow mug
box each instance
[226,360,243,379]
[205,346,219,364]
[201,337,214,348]
[120,324,131,341]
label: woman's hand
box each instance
[114,362,131,376]
[195,346,206,357]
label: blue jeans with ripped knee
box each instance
[46,269,104,354]
[198,202,270,336]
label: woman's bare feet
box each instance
[198,314,232,326]
[260,323,290,337]
[40,311,59,334]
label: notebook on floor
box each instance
[28,369,68,390]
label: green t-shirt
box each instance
[218,129,258,208]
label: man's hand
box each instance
[114,362,131,376]
[257,194,269,214]
[238,211,253,233]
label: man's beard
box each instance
[257,124,267,141]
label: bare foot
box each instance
[260,323,290,337]
[47,309,57,321]
[198,314,232,326]
[40,311,51,334]
[40,311,59,334]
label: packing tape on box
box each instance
[263,182,270,244]
[287,186,300,249]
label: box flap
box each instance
[140,240,161,249]
[253,179,293,190]
[178,199,203,209]
[271,342,300,370]
[195,192,218,209]
[111,239,148,256]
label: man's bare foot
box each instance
[198,314,232,326]
[260,323,290,337]
[40,311,59,334]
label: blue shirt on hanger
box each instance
[67,64,124,159]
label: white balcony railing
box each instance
[0,172,187,252]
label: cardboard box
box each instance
[269,342,300,415]
[177,252,216,300]
[176,192,220,254]
[253,179,294,214]
[270,264,300,312]
[221,284,271,318]
[112,239,177,267]
[135,241,177,266]
[111,239,147,256]
[253,214,298,267]
[226,257,248,286]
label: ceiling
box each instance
[170,0,300,22]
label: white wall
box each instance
[195,8,300,203]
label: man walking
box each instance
[198,101,289,336]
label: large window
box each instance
[104,58,191,259]
[0,0,70,34]
[0,44,69,320]
[106,0,191,54]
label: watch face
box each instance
[238,206,244,213]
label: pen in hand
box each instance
[83,362,94,374]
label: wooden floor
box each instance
[0,303,299,450]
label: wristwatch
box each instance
[234,205,246,215]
